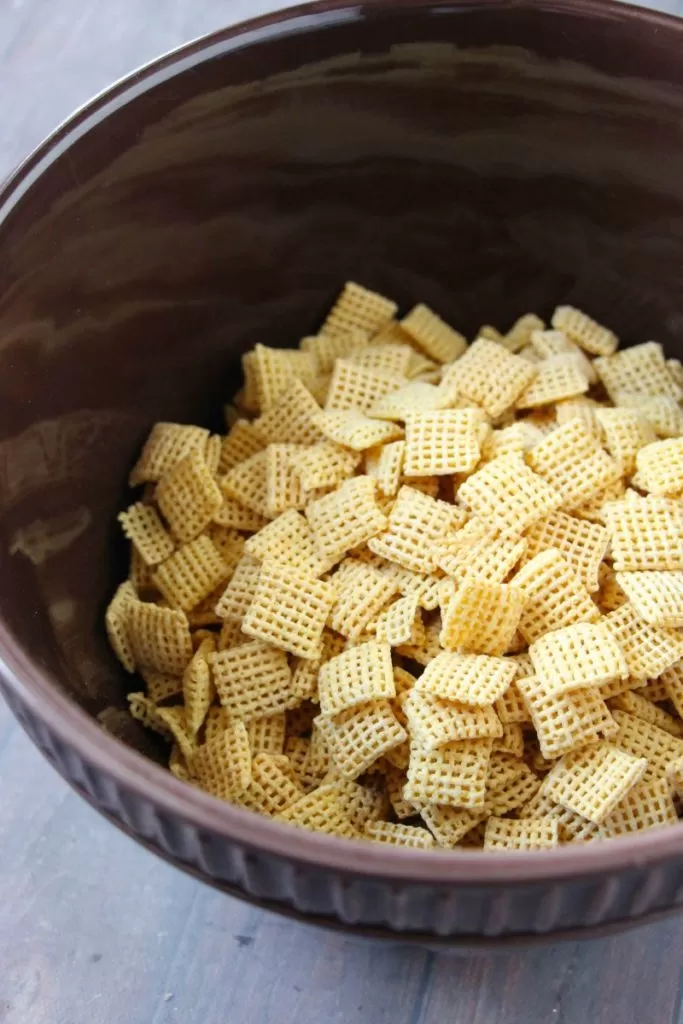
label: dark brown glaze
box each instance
[1,0,683,945]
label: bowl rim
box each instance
[2,0,683,886]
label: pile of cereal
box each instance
[106,283,683,851]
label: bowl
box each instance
[1,0,683,949]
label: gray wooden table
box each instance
[3,2,683,1022]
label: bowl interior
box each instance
[0,0,682,760]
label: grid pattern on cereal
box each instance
[318,640,395,717]
[441,338,537,417]
[306,475,388,566]
[156,453,223,542]
[403,409,481,476]
[253,379,325,446]
[594,341,682,402]
[129,422,210,486]
[242,561,335,660]
[152,535,227,612]
[543,742,647,823]
[529,622,627,694]
[210,640,298,720]
[401,304,467,364]
[322,281,397,339]
[527,419,620,511]
[404,689,502,749]
[605,603,683,681]
[512,548,599,644]
[364,820,435,848]
[521,511,608,593]
[314,701,407,779]
[368,485,460,574]
[440,581,524,657]
[438,518,527,585]
[604,496,683,571]
[484,816,559,850]
[457,454,562,536]
[404,738,493,808]
[551,305,618,357]
[615,571,683,628]
[416,651,516,706]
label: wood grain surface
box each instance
[2,2,683,1022]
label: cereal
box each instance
[404,738,493,808]
[484,816,559,851]
[521,511,608,592]
[440,581,524,656]
[516,355,589,408]
[129,423,209,486]
[416,651,516,705]
[403,409,481,475]
[318,640,395,717]
[307,475,388,566]
[605,603,683,681]
[513,548,599,644]
[243,561,336,660]
[322,281,397,339]
[527,419,620,511]
[551,305,617,356]
[595,342,682,403]
[634,439,683,496]
[368,485,461,574]
[152,535,228,612]
[603,496,683,571]
[111,288,683,850]
[315,701,407,779]
[365,821,435,848]
[615,571,683,628]
[210,640,299,720]
[442,338,536,417]
[543,742,647,823]
[529,622,628,694]
[458,455,561,536]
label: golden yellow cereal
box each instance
[601,778,677,837]
[368,440,406,497]
[605,603,683,680]
[313,408,403,450]
[156,453,223,543]
[152,535,227,612]
[485,816,559,850]
[373,593,422,646]
[516,675,615,758]
[516,355,589,409]
[218,420,265,474]
[213,493,269,532]
[527,419,620,511]
[318,640,394,717]
[252,378,325,446]
[127,692,171,736]
[404,738,493,808]
[278,784,358,838]
[529,621,627,694]
[325,358,404,414]
[301,329,367,372]
[315,701,407,779]
[214,554,261,622]
[242,561,336,660]
[127,600,193,675]
[118,502,175,567]
[616,394,683,439]
[458,454,561,536]
[239,753,303,816]
[321,777,387,829]
[495,679,532,725]
[531,329,597,378]
[370,380,452,420]
[105,581,137,672]
[604,496,683,571]
[521,511,608,593]
[245,509,327,577]
[612,709,683,780]
[322,281,397,339]
[245,713,287,755]
[415,651,516,705]
[441,338,537,417]
[595,407,656,476]
[364,820,435,848]
[402,409,481,476]
[437,519,526,585]
[368,485,462,574]
[634,678,670,703]
[264,443,310,515]
[634,438,683,496]
[142,668,183,704]
[192,720,252,800]
[404,689,502,749]
[485,753,539,812]
[595,341,682,402]
[400,304,467,364]
[661,660,683,716]
[183,637,215,736]
[440,580,524,656]
[348,342,414,378]
[129,422,210,486]
[512,548,599,644]
[551,305,618,356]
[609,690,683,738]
[328,561,399,639]
[252,344,316,412]
[306,475,388,566]
[543,742,647,823]
[615,571,683,628]
[210,639,299,720]
[420,805,485,848]
[291,442,361,491]
[220,449,272,519]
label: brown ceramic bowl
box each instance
[1,0,683,949]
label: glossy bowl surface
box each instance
[2,0,683,946]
